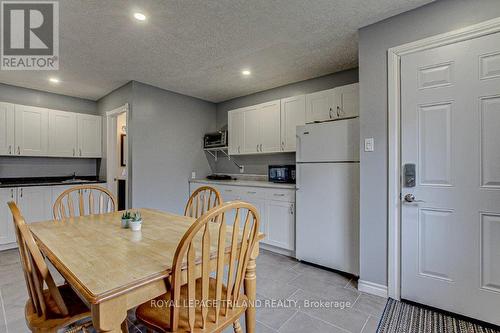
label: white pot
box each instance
[121,218,130,228]
[129,220,142,231]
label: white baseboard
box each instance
[358,280,388,298]
[260,243,295,257]
[0,242,17,252]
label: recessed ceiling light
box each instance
[242,70,251,76]
[49,77,60,84]
[133,12,147,21]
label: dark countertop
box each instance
[0,176,106,188]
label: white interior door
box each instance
[401,31,500,325]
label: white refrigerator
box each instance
[296,117,359,275]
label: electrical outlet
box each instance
[364,138,374,152]
[239,165,244,173]
[191,171,196,179]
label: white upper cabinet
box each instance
[227,83,358,155]
[15,105,49,156]
[305,88,335,122]
[49,110,78,157]
[335,83,359,118]
[241,101,281,154]
[259,100,281,153]
[228,108,244,155]
[0,102,15,155]
[280,95,306,152]
[243,105,261,154]
[0,103,102,158]
[77,114,102,157]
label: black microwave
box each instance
[268,165,296,183]
[204,131,228,148]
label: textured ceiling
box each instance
[0,0,433,102]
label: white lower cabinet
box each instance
[0,188,16,247]
[266,201,294,251]
[189,182,295,253]
[16,186,53,224]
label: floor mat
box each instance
[378,299,500,333]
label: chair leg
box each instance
[121,320,130,333]
[233,320,243,333]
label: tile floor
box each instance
[0,248,385,333]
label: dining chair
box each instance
[53,185,117,220]
[184,186,222,218]
[7,201,92,333]
[135,201,260,333]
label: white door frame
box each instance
[106,104,129,206]
[387,17,500,300]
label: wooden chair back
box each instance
[53,185,117,220]
[8,201,69,318]
[171,201,260,331]
[184,186,222,218]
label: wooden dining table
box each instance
[29,208,262,333]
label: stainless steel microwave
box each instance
[268,165,296,183]
[204,131,228,148]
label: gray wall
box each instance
[0,82,97,114]
[215,69,359,174]
[130,82,216,214]
[0,83,99,178]
[96,82,133,180]
[358,0,500,286]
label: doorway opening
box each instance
[106,104,129,210]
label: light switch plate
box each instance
[191,171,196,179]
[364,138,374,152]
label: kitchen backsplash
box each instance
[213,152,295,175]
[0,157,99,178]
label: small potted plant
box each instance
[129,211,143,231]
[121,211,131,228]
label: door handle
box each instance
[404,194,425,203]
[260,144,263,152]
[8,145,12,155]
[17,146,20,155]
[329,108,333,119]
[256,144,259,152]
[10,189,14,199]
[20,188,23,198]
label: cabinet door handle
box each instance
[8,145,12,155]
[238,146,240,153]
[329,108,333,119]
[20,188,23,198]
[10,189,14,199]
[17,146,20,155]
[274,193,285,197]
[79,148,82,156]
[73,148,75,156]
[290,204,294,215]
[337,106,341,117]
[247,191,257,194]
[256,144,259,152]
[260,144,263,152]
[281,141,285,151]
